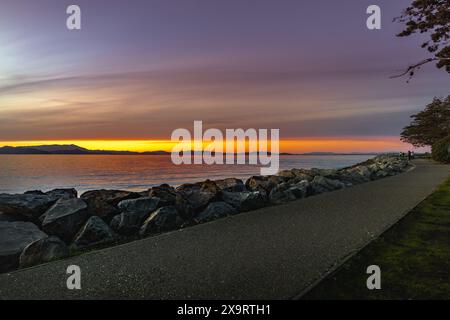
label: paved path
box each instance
[0,160,448,299]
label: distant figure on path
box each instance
[408,151,412,160]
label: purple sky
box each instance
[0,0,448,149]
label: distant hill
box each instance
[0,145,170,155]
[300,152,379,156]
[30,144,90,153]
[0,146,49,154]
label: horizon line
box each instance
[0,143,418,155]
[0,137,426,154]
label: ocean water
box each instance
[0,154,375,194]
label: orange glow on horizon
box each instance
[0,137,421,153]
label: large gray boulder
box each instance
[110,197,160,235]
[352,166,372,181]
[118,196,160,214]
[268,175,289,185]
[335,171,367,184]
[289,180,311,199]
[245,175,283,194]
[310,168,339,178]
[245,176,271,193]
[374,170,389,179]
[0,194,58,222]
[19,236,69,268]
[245,175,287,193]
[290,168,314,181]
[24,190,46,195]
[311,176,346,194]
[148,184,176,207]
[359,166,373,180]
[25,189,78,199]
[278,170,296,179]
[110,214,137,236]
[0,213,20,222]
[213,178,245,192]
[45,188,78,199]
[269,183,297,205]
[175,180,221,219]
[139,206,184,237]
[0,221,47,273]
[72,216,115,250]
[41,198,89,243]
[279,170,312,183]
[80,189,141,223]
[195,202,237,223]
[221,191,267,212]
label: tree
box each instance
[393,0,450,79]
[401,95,450,147]
[432,135,450,163]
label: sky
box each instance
[0,0,448,153]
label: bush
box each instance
[432,135,450,163]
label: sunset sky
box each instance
[0,0,448,153]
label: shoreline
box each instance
[0,155,411,274]
[3,159,447,300]
[0,154,379,195]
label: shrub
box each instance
[432,135,450,164]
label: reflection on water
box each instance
[0,154,375,194]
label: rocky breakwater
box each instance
[0,155,410,273]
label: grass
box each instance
[303,175,450,300]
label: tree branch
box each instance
[390,57,450,79]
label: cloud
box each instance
[0,67,444,141]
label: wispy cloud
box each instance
[0,66,445,141]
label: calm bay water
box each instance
[0,154,375,194]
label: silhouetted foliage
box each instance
[393,0,450,79]
[401,96,450,147]
[432,135,450,163]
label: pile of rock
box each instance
[0,155,410,273]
